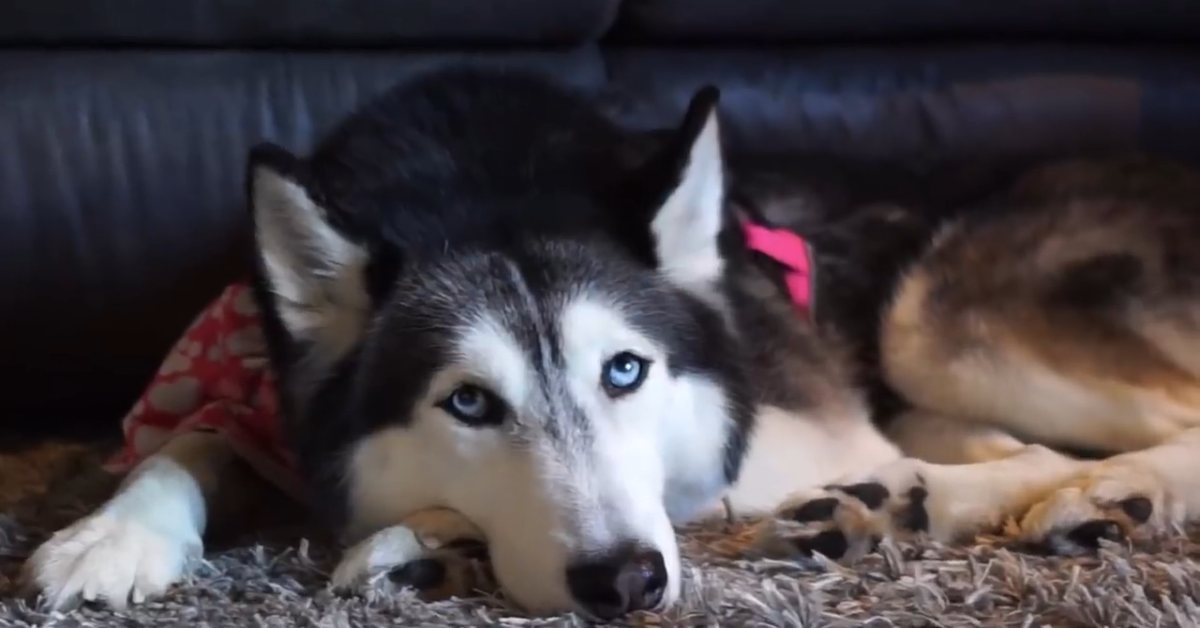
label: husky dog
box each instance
[23,66,1200,620]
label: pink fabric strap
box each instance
[743,221,814,314]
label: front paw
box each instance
[331,508,495,602]
[22,512,201,611]
[752,461,932,562]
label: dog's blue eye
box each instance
[601,352,650,397]
[451,387,487,416]
[439,385,504,426]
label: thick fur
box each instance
[21,66,1200,619]
[742,152,1200,559]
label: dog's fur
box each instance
[22,66,1200,619]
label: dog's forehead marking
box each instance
[498,252,562,405]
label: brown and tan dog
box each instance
[745,154,1200,560]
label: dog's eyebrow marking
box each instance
[454,314,533,411]
[558,295,661,362]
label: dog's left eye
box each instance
[601,351,651,397]
[438,385,506,426]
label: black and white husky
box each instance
[24,66,1200,620]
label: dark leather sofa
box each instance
[3,0,1199,437]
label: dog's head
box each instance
[245,69,753,618]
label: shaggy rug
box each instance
[3,438,1200,628]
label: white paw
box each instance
[331,508,494,602]
[23,512,201,611]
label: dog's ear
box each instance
[640,86,727,292]
[246,143,371,361]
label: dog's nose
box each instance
[565,547,668,619]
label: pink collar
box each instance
[743,221,815,315]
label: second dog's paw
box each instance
[22,512,201,611]
[752,460,932,562]
[332,509,494,602]
[1017,460,1160,555]
[752,488,883,562]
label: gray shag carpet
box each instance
[4,439,1200,627]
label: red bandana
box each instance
[105,284,306,503]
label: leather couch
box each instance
[3,0,1199,437]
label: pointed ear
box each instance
[643,86,728,291]
[246,143,370,362]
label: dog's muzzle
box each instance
[564,543,669,619]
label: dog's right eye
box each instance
[438,385,507,426]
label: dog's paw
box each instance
[753,459,931,562]
[331,508,494,602]
[1016,460,1161,555]
[22,512,201,611]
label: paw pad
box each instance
[789,497,840,523]
[833,482,890,510]
[1117,496,1153,524]
[1065,519,1125,550]
[896,485,929,532]
[792,529,849,559]
[388,559,447,590]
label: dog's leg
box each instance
[756,425,1200,560]
[762,372,1200,561]
[759,171,1200,562]
[751,409,1075,560]
[883,409,1029,465]
[22,431,242,610]
[753,437,1091,561]
[1016,426,1200,554]
[331,508,496,601]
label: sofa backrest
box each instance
[2,1,1199,436]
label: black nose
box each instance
[565,546,668,619]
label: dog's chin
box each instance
[485,549,575,617]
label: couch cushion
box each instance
[600,45,1200,161]
[0,49,607,435]
[0,0,620,46]
[614,0,1200,41]
[7,45,1200,436]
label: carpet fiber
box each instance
[3,439,1200,627]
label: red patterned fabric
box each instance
[105,283,305,502]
